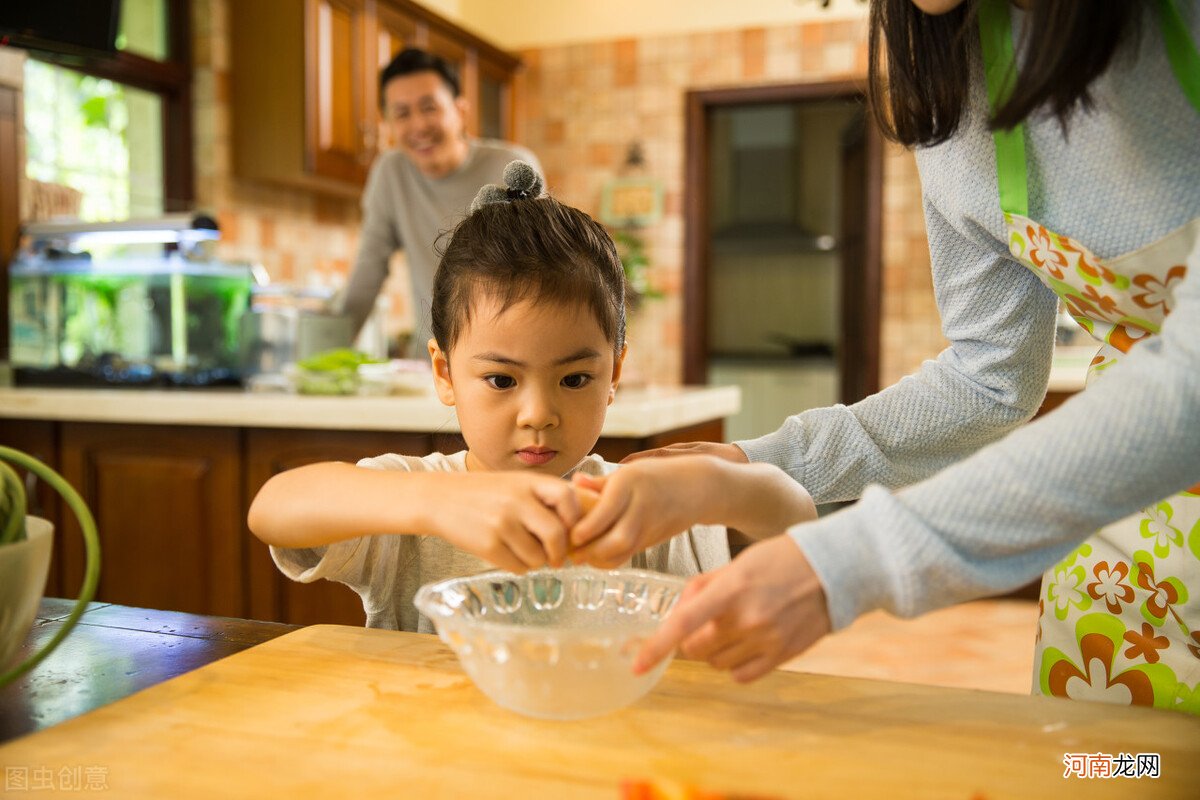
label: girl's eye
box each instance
[485,375,515,390]
[561,373,592,389]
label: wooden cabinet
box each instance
[374,2,419,68]
[57,423,244,618]
[231,0,521,195]
[307,0,372,185]
[243,427,431,626]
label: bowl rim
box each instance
[413,564,688,633]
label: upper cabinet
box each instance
[230,0,522,197]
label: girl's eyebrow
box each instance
[472,347,601,367]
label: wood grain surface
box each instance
[1,624,1196,799]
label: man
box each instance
[339,48,541,355]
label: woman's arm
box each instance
[800,235,1200,629]
[739,200,1059,504]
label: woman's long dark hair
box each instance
[868,0,1142,147]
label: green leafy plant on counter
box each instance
[293,348,385,396]
[0,446,101,687]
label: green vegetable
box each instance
[297,348,383,372]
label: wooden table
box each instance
[0,599,300,744]
[1,621,1197,798]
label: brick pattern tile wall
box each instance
[190,3,945,384]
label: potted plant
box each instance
[0,445,100,687]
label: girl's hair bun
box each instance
[468,160,544,212]
[502,160,543,198]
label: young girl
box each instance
[625,0,1200,714]
[248,162,817,633]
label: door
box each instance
[477,55,513,141]
[58,423,244,617]
[684,82,882,431]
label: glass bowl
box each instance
[414,566,686,720]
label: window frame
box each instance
[28,0,193,212]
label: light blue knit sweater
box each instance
[737,2,1200,630]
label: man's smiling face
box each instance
[382,70,469,178]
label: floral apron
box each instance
[979,0,1200,713]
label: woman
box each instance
[602,0,1199,713]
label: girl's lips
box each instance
[516,449,557,466]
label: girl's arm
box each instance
[248,462,590,572]
[249,462,441,548]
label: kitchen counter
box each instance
[0,384,740,437]
[2,607,1196,798]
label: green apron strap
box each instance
[978,0,1028,217]
[1157,0,1200,114]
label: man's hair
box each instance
[867,0,1142,147]
[379,47,460,107]
[432,196,627,358]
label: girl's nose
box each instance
[517,390,559,430]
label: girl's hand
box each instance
[567,456,720,568]
[619,441,749,465]
[430,473,594,572]
[633,535,831,682]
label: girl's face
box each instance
[429,294,625,476]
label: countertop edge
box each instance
[0,385,742,438]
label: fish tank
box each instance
[9,215,253,387]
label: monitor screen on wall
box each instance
[0,1,122,60]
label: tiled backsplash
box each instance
[191,1,945,387]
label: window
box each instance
[22,0,190,222]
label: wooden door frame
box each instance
[682,80,883,400]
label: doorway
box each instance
[683,81,882,442]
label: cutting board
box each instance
[1,624,1197,799]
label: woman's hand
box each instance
[619,441,749,465]
[429,473,594,573]
[633,535,832,682]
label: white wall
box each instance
[417,0,868,51]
